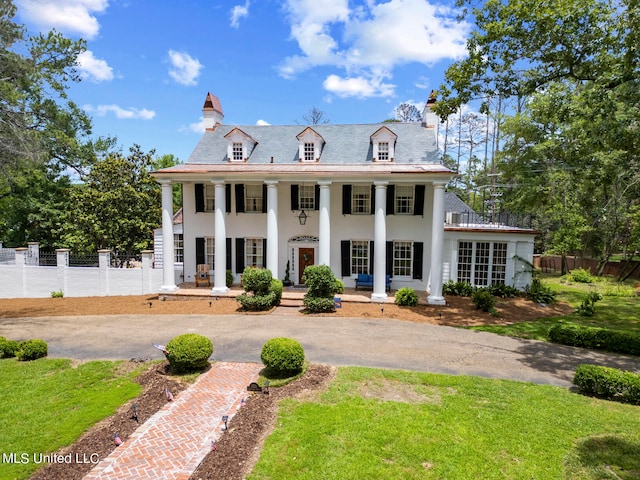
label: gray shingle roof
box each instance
[187,123,439,165]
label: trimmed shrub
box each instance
[569,267,594,283]
[237,292,277,311]
[524,277,557,304]
[302,296,336,313]
[549,324,640,356]
[166,333,213,373]
[241,267,273,295]
[16,339,48,361]
[226,269,234,288]
[574,364,640,405]
[471,288,496,313]
[0,337,19,358]
[395,287,418,306]
[261,337,305,375]
[334,278,345,295]
[237,267,278,311]
[271,279,283,306]
[443,280,474,297]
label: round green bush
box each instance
[471,288,496,313]
[395,287,419,306]
[166,333,213,373]
[303,296,336,313]
[16,339,48,361]
[0,337,19,358]
[260,337,305,375]
[242,267,273,295]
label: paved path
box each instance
[2,312,639,387]
[83,362,261,480]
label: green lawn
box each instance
[471,275,640,341]
[249,367,640,480]
[0,358,143,480]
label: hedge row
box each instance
[548,324,640,356]
[574,364,640,405]
[0,337,48,361]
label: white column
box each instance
[56,248,69,296]
[372,181,388,302]
[428,182,447,305]
[265,180,279,280]
[159,180,178,292]
[318,181,331,266]
[15,247,27,298]
[211,181,230,293]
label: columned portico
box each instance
[265,180,279,279]
[318,181,331,266]
[427,182,446,305]
[211,180,229,293]
[159,180,178,292]
[372,181,388,301]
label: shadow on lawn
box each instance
[515,340,640,385]
[566,435,640,479]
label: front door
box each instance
[298,248,314,284]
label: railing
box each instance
[446,210,534,229]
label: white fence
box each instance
[0,248,164,298]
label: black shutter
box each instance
[414,185,425,216]
[413,242,424,279]
[314,185,320,211]
[291,185,299,210]
[370,185,376,214]
[386,241,394,276]
[235,184,245,213]
[262,184,267,213]
[262,239,267,267]
[341,240,350,277]
[225,184,232,213]
[369,240,374,273]
[235,238,244,273]
[195,184,204,212]
[226,238,232,270]
[196,237,205,265]
[342,185,352,214]
[386,184,395,215]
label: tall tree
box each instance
[297,107,330,125]
[65,146,161,262]
[152,154,183,211]
[394,103,422,122]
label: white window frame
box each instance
[378,142,389,161]
[303,142,315,162]
[351,240,369,275]
[299,185,315,210]
[457,241,508,286]
[394,185,414,214]
[245,184,263,212]
[232,142,244,162]
[174,234,184,263]
[351,185,371,214]
[245,238,263,268]
[204,184,215,212]
[205,237,215,270]
[393,240,413,277]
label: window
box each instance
[393,241,413,277]
[351,240,369,275]
[394,185,414,214]
[299,185,315,210]
[303,142,315,162]
[352,185,371,214]
[245,184,263,212]
[205,237,215,270]
[232,142,243,161]
[457,241,508,286]
[205,184,215,211]
[174,234,184,263]
[245,238,263,267]
[378,142,389,161]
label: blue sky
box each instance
[16,0,471,163]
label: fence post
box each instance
[14,248,28,297]
[56,249,69,296]
[141,250,153,294]
[98,250,111,296]
[27,242,39,266]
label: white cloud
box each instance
[16,0,108,39]
[230,1,250,29]
[184,117,208,133]
[256,119,270,126]
[167,50,203,86]
[77,50,113,82]
[84,104,156,120]
[279,0,470,98]
[323,74,395,99]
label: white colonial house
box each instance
[151,93,536,304]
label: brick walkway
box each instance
[84,362,262,480]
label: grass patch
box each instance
[0,358,145,480]
[471,275,640,341]
[249,367,640,479]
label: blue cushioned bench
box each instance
[355,274,391,292]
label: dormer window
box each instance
[296,127,324,162]
[225,128,257,162]
[371,126,397,162]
